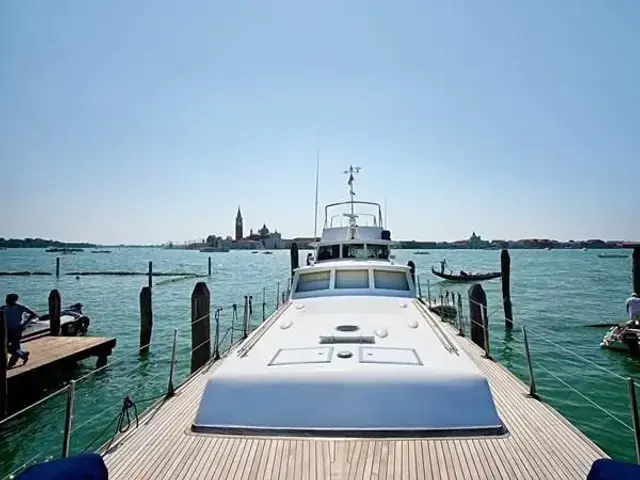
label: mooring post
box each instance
[457,293,464,336]
[242,296,249,340]
[633,247,640,296]
[407,261,416,287]
[166,329,177,398]
[522,326,538,398]
[0,310,7,419]
[148,261,153,290]
[427,279,432,307]
[501,249,514,329]
[139,286,152,353]
[49,289,61,336]
[61,380,76,458]
[628,377,640,464]
[468,283,488,351]
[208,256,212,276]
[55,257,60,278]
[230,304,237,344]
[290,242,299,279]
[190,282,211,373]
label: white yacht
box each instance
[193,167,504,437]
[97,166,606,479]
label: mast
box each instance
[344,165,361,217]
[313,147,320,242]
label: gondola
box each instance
[431,268,502,282]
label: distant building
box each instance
[235,207,243,241]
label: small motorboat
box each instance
[431,268,502,282]
[91,250,112,254]
[414,251,430,255]
[601,320,640,352]
[598,254,628,259]
[22,303,90,338]
[262,251,273,255]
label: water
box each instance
[0,247,636,476]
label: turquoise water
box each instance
[0,247,636,476]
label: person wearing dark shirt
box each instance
[1,293,38,368]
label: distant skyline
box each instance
[1,1,638,244]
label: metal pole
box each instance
[457,294,464,336]
[61,381,76,457]
[148,261,153,290]
[213,309,221,360]
[416,275,422,299]
[262,287,266,322]
[427,279,432,307]
[482,306,491,359]
[167,329,177,398]
[248,297,253,335]
[522,326,537,398]
[276,282,280,308]
[628,377,640,463]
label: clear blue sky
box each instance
[1,0,638,244]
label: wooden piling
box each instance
[0,309,7,419]
[633,247,640,295]
[208,257,212,276]
[55,257,60,278]
[139,286,152,353]
[468,283,488,350]
[407,261,416,286]
[48,289,61,336]
[191,282,211,373]
[290,242,299,279]
[148,261,153,290]
[501,249,513,329]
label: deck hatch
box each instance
[359,347,422,365]
[269,347,334,366]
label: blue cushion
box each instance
[15,454,108,480]
[587,458,640,480]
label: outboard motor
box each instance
[381,230,391,241]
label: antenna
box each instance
[343,165,361,217]
[312,147,320,242]
[384,196,388,228]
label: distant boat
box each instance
[597,254,628,259]
[45,247,84,253]
[91,250,111,254]
[262,251,274,255]
[200,246,230,253]
[251,251,259,254]
[431,268,502,283]
[414,251,430,255]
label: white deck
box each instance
[193,297,503,436]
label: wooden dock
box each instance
[7,336,116,382]
[102,308,606,479]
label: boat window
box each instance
[342,244,367,259]
[317,245,340,261]
[367,244,389,260]
[296,271,331,293]
[373,270,410,291]
[335,270,369,289]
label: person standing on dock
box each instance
[627,293,640,325]
[1,293,38,368]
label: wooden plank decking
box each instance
[103,309,606,479]
[7,336,116,380]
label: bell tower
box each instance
[235,206,243,241]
